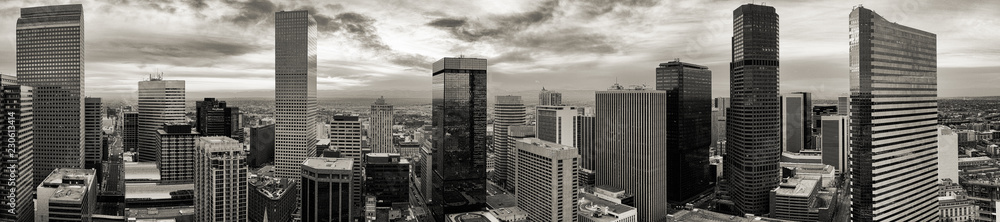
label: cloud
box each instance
[224,0,278,26]
[426,0,558,42]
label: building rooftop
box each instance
[489,207,527,221]
[960,156,993,163]
[486,193,518,209]
[125,183,194,200]
[249,176,296,200]
[579,192,637,222]
[127,206,195,220]
[668,208,790,222]
[445,211,500,222]
[124,162,161,182]
[433,57,487,73]
[303,157,354,171]
[40,168,96,202]
[773,177,819,198]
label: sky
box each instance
[0,0,998,100]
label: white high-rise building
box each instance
[369,96,394,153]
[535,105,578,147]
[137,78,186,162]
[274,10,318,180]
[194,137,247,222]
[493,95,525,191]
[514,138,579,222]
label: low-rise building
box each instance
[36,169,98,221]
[939,178,978,222]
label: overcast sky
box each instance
[1,0,997,100]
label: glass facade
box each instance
[1,84,34,222]
[849,6,939,222]
[16,4,86,187]
[430,57,488,220]
[84,97,102,170]
[724,4,781,216]
[656,61,713,204]
[274,10,318,181]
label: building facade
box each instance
[782,92,812,153]
[538,88,562,106]
[595,84,667,222]
[123,110,139,152]
[302,157,355,222]
[369,96,395,153]
[536,105,578,147]
[330,115,365,213]
[849,6,940,221]
[939,179,977,222]
[1,82,34,222]
[84,97,103,169]
[137,78,186,162]
[193,137,247,222]
[493,95,525,191]
[249,177,298,222]
[16,4,87,187]
[656,60,713,203]
[156,123,199,183]
[431,57,489,220]
[274,10,318,181]
[514,138,579,222]
[725,4,781,216]
[195,98,240,141]
[249,124,276,168]
[820,115,849,173]
[364,153,410,207]
[35,169,97,221]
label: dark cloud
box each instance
[491,51,535,65]
[183,0,209,10]
[512,29,617,54]
[90,35,263,67]
[389,53,434,69]
[427,0,559,41]
[575,0,658,18]
[225,0,278,26]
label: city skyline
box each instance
[0,0,997,99]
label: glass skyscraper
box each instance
[274,10,318,181]
[849,6,939,221]
[430,57,488,220]
[724,3,781,216]
[16,4,86,187]
[656,60,713,204]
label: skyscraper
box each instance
[84,97,103,169]
[656,60,713,203]
[249,124,276,168]
[156,123,199,183]
[274,10,318,180]
[595,84,667,222]
[16,4,86,186]
[137,78,186,162]
[724,4,781,216]
[430,57,488,219]
[514,138,579,222]
[536,105,578,146]
[837,95,850,116]
[538,87,562,106]
[195,98,240,141]
[364,153,409,207]
[820,115,849,173]
[1,81,34,222]
[573,115,595,186]
[123,109,139,152]
[329,115,365,214]
[506,125,536,193]
[850,6,939,221]
[369,96,394,153]
[492,95,525,190]
[781,92,812,153]
[193,137,247,222]
[301,157,355,222]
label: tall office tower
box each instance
[781,92,812,153]
[330,115,365,214]
[514,138,579,222]
[123,109,139,152]
[137,78,186,162]
[16,4,86,186]
[84,97,102,170]
[1,82,34,221]
[538,87,562,106]
[249,124,276,168]
[713,97,731,145]
[364,153,410,207]
[573,115,595,185]
[193,137,248,222]
[275,10,318,180]
[820,115,849,173]
[725,4,781,216]
[837,96,850,116]
[505,125,536,192]
[35,168,97,221]
[714,97,731,115]
[156,123,199,183]
[493,95,525,190]
[249,177,298,222]
[656,60,713,203]
[195,98,241,141]
[430,57,488,219]
[302,157,355,222]
[595,84,667,222]
[536,105,578,146]
[369,96,395,153]
[849,6,939,221]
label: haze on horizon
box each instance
[1,0,997,100]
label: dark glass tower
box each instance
[723,4,780,216]
[849,6,939,221]
[656,60,713,204]
[430,57,488,220]
[195,98,240,141]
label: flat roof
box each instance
[774,177,819,197]
[125,183,194,200]
[303,157,353,171]
[579,192,636,222]
[41,168,96,202]
[123,162,161,182]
